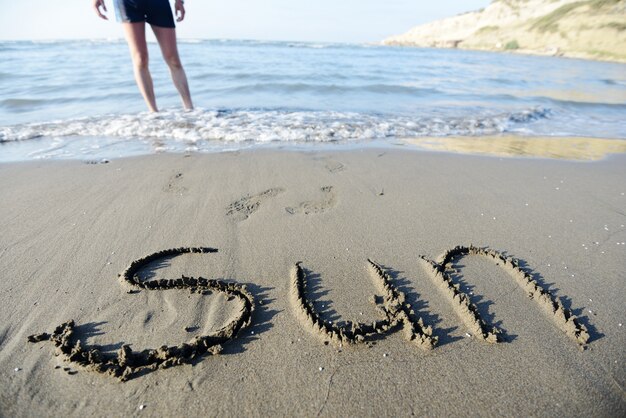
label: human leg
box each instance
[151,25,193,110]
[122,22,158,112]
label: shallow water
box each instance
[1,39,625,161]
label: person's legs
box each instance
[151,25,193,110]
[122,22,158,112]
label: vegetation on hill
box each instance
[383,0,626,62]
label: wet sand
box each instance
[0,148,624,416]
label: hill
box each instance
[383,0,626,62]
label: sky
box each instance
[0,0,491,43]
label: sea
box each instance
[1,39,625,162]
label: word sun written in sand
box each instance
[29,245,590,381]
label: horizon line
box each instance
[0,36,386,46]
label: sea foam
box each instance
[0,107,550,144]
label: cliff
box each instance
[383,0,626,62]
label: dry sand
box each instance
[0,147,625,416]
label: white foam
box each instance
[0,107,550,145]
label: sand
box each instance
[0,147,624,416]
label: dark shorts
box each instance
[113,0,175,28]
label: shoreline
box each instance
[1,134,626,164]
[381,42,626,64]
[1,148,624,416]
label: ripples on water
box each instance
[0,39,625,160]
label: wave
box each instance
[169,38,351,50]
[0,93,138,112]
[0,98,49,109]
[601,79,626,87]
[0,72,17,81]
[196,83,442,96]
[0,107,551,144]
[194,72,354,82]
[189,80,626,107]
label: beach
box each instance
[1,147,624,416]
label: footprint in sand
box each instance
[325,160,346,174]
[83,159,110,165]
[227,188,285,221]
[285,186,336,215]
[162,172,187,194]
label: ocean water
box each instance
[1,39,625,161]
